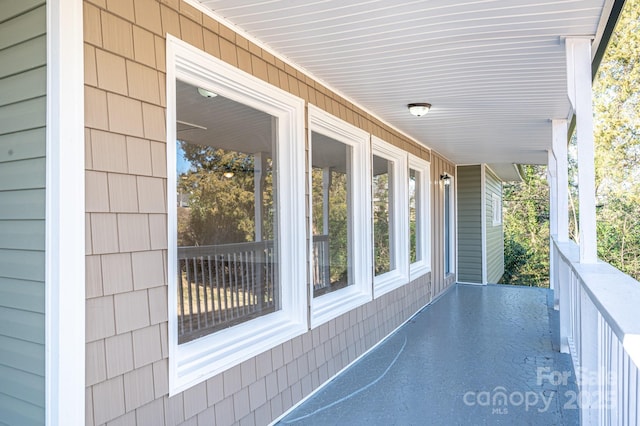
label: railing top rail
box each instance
[178,240,274,258]
[552,235,640,367]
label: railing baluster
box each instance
[227,253,235,320]
[207,255,214,326]
[252,249,257,308]
[178,260,185,336]
[241,250,249,313]
[193,257,201,331]
[220,254,227,321]
[185,258,193,333]
[239,251,246,316]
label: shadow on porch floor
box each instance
[274,284,579,426]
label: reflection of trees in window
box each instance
[177,142,274,247]
[409,170,417,264]
[312,168,349,295]
[373,163,392,276]
[175,140,277,343]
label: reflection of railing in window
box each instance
[177,241,276,344]
[312,235,330,292]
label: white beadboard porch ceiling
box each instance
[190,0,612,172]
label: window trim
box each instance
[307,105,372,328]
[46,0,85,423]
[166,36,307,395]
[408,155,431,280]
[371,136,409,298]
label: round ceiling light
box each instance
[408,103,431,117]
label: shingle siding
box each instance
[82,1,447,424]
[0,2,47,425]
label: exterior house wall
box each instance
[456,165,482,283]
[0,2,47,425]
[82,1,451,424]
[485,168,505,283]
[455,165,505,284]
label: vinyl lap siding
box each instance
[485,168,505,283]
[457,166,482,283]
[0,2,47,425]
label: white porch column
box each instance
[547,150,557,296]
[547,151,558,239]
[551,120,569,331]
[565,38,597,263]
[552,119,569,242]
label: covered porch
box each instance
[276,283,579,425]
[274,237,640,425]
[18,0,639,424]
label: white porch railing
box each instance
[177,241,276,343]
[312,234,330,292]
[177,236,333,343]
[552,236,640,425]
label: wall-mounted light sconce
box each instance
[440,173,451,185]
[408,103,432,117]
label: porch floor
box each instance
[275,284,579,425]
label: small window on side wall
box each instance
[371,136,409,298]
[308,105,372,327]
[167,36,306,395]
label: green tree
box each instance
[578,0,640,279]
[373,172,391,276]
[502,165,550,287]
[311,168,349,284]
[177,142,274,247]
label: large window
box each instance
[409,156,431,279]
[175,81,279,343]
[371,137,408,297]
[167,36,306,394]
[308,105,371,327]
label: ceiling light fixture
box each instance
[197,87,217,98]
[408,103,431,117]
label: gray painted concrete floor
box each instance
[275,284,579,426]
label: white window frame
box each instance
[408,155,431,280]
[166,36,307,394]
[492,192,502,226]
[308,105,372,328]
[371,136,409,298]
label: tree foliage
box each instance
[312,168,349,284]
[503,0,640,284]
[501,165,550,287]
[373,172,392,276]
[585,0,640,279]
[177,142,274,247]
